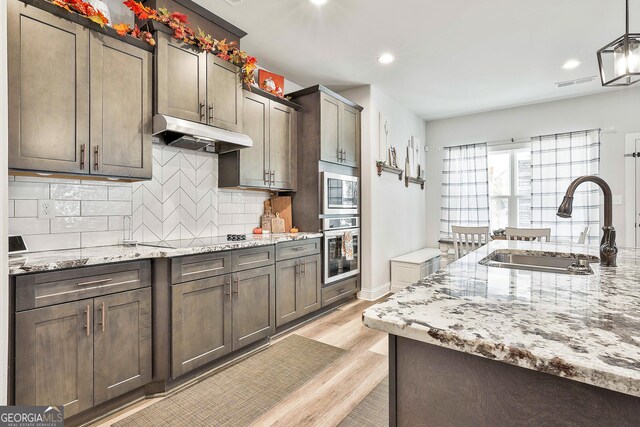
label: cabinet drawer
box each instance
[276,238,321,261]
[171,252,232,284]
[15,261,150,311]
[322,276,359,307]
[232,246,275,272]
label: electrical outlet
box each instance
[613,195,623,206]
[38,200,56,219]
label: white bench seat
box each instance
[390,248,441,293]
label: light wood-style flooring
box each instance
[93,297,389,427]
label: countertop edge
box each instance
[362,313,640,398]
[9,233,323,275]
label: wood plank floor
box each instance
[92,296,389,427]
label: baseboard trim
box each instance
[358,282,392,301]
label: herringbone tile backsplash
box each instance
[8,144,271,251]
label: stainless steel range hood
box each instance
[153,114,253,153]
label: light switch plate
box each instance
[613,195,623,206]
[38,200,56,218]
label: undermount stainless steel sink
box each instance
[479,250,599,275]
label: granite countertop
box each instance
[9,232,323,275]
[363,240,640,398]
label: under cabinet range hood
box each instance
[153,114,253,153]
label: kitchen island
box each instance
[363,241,640,426]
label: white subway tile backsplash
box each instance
[108,186,133,201]
[81,231,122,247]
[219,203,244,214]
[53,200,81,217]
[23,233,81,252]
[14,200,38,218]
[82,201,132,216]
[8,144,270,251]
[9,218,50,235]
[9,182,49,199]
[51,217,109,234]
[51,184,108,201]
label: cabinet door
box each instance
[275,258,301,327]
[239,90,270,188]
[89,32,152,179]
[300,255,322,315]
[93,288,151,404]
[340,103,360,167]
[8,0,89,174]
[320,92,341,164]
[171,275,232,377]
[15,301,93,417]
[270,102,297,190]
[207,54,243,132]
[232,266,275,351]
[156,33,206,123]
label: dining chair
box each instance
[505,227,552,242]
[577,226,592,244]
[451,226,490,260]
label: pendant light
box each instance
[597,0,640,86]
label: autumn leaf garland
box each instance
[121,0,258,85]
[49,0,258,86]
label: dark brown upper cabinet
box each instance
[289,85,362,169]
[219,90,297,191]
[7,0,152,180]
[155,32,242,132]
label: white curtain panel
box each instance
[440,143,490,239]
[530,129,601,244]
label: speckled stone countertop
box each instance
[363,241,640,397]
[9,233,323,275]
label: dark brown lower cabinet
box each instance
[232,266,276,350]
[171,274,232,378]
[93,288,152,405]
[275,254,321,327]
[15,288,152,418]
[15,300,94,417]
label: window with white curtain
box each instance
[530,129,601,244]
[440,143,490,239]
[488,145,532,231]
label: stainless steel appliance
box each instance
[322,172,359,215]
[323,219,360,285]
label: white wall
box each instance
[1,0,9,404]
[424,87,640,248]
[340,85,428,300]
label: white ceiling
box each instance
[195,0,628,120]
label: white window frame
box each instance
[488,142,531,228]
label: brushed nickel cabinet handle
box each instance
[200,102,205,120]
[226,280,231,301]
[99,302,105,332]
[85,305,91,336]
[80,144,86,170]
[337,148,342,162]
[339,288,347,294]
[94,146,99,170]
[264,170,269,184]
[302,261,307,277]
[209,104,214,121]
[77,278,113,287]
[234,278,239,297]
[270,170,275,186]
[296,260,301,277]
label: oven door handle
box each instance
[324,229,360,238]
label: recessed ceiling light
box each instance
[378,53,395,64]
[310,0,327,5]
[561,59,582,70]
